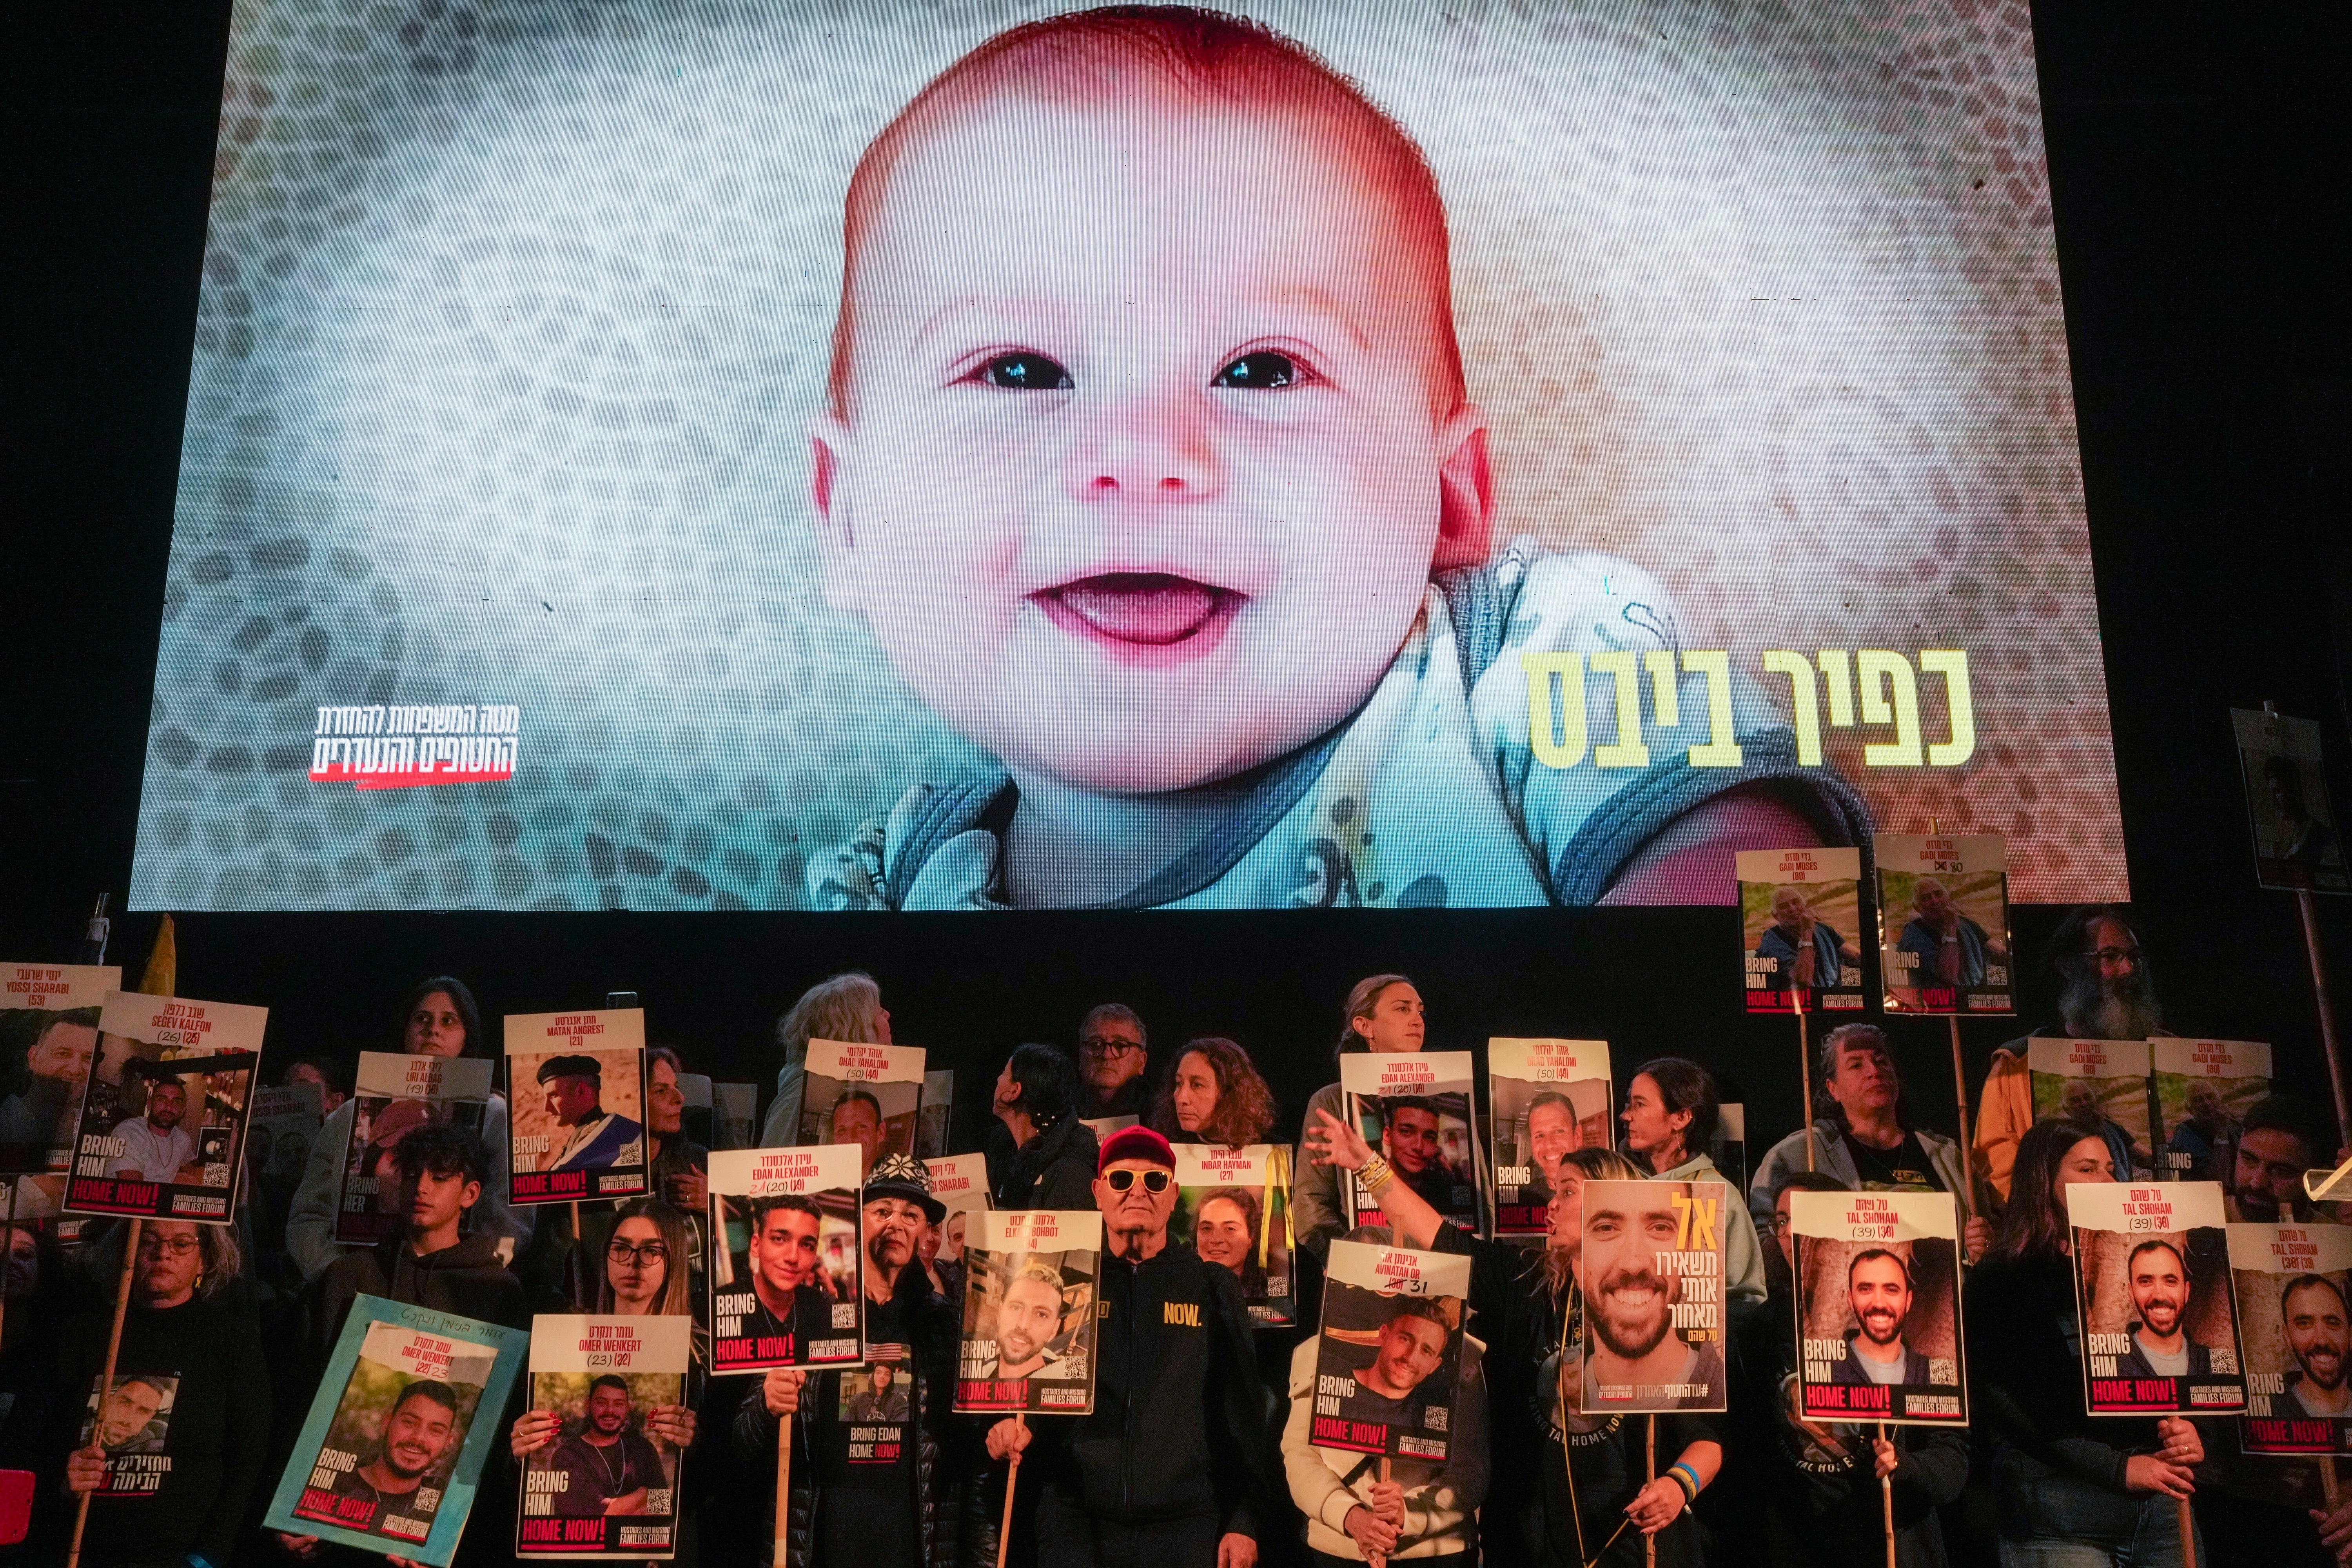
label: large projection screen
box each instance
[133,0,2122,913]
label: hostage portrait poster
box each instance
[1310,1239,1472,1462]
[1789,1188,1967,1425]
[1578,1177,1730,1414]
[265,1294,527,1566]
[706,1143,864,1373]
[517,1314,694,1558]
[63,990,267,1224]
[2067,1181,2246,1417]
[131,1,2123,917]
[955,1209,1102,1416]
[2230,1221,2352,1456]
[1739,849,1866,1016]
[505,1008,649,1204]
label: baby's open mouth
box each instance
[1036,573,1240,648]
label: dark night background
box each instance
[1,2,2346,1160]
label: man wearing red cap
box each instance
[985,1125,1268,1568]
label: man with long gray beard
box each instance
[1972,905,2170,1203]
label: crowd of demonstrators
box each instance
[8,909,2352,1568]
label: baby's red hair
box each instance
[825,4,1463,419]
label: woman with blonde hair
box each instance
[760,971,891,1145]
[1290,974,1425,1260]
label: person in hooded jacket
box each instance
[989,1044,1101,1212]
[276,1121,528,1567]
[983,1127,1268,1568]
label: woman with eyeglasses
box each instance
[283,975,535,1281]
[28,1220,270,1568]
[1291,974,1425,1261]
[512,1198,704,1554]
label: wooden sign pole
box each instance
[771,1411,792,1568]
[65,1217,143,1568]
[995,1413,1027,1568]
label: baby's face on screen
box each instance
[813,92,1490,795]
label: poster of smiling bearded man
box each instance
[1309,1238,1474,1461]
[1790,1189,1967,1425]
[1579,1179,1729,1413]
[2067,1182,2246,1416]
[954,1209,1103,1416]
[2230,1221,2352,1455]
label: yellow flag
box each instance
[134,914,177,998]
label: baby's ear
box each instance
[1431,404,1494,571]
[808,414,862,613]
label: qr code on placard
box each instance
[2211,1348,2239,1375]
[1930,1358,1956,1385]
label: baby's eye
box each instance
[972,352,1073,391]
[1212,350,1305,390]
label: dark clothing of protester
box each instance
[550,1426,667,1514]
[1838,1127,1944,1193]
[309,1229,532,1357]
[652,1132,710,1201]
[996,1245,1267,1568]
[1965,1249,2199,1560]
[1083,1076,1154,1123]
[993,1115,1102,1213]
[1826,1332,1935,1388]
[1729,1288,1966,1568]
[733,1261,971,1568]
[1423,1224,1716,1568]
[29,1288,273,1568]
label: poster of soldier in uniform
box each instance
[506,1009,649,1204]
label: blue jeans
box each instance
[1996,1461,2202,1568]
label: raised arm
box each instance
[1303,1107,1446,1250]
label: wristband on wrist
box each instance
[1667,1461,1701,1506]
[1361,1154,1396,1194]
